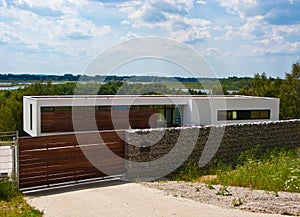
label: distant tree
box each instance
[188,89,206,95]
[237,61,299,119]
[279,61,300,119]
[238,73,282,98]
[212,84,229,95]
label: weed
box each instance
[0,179,19,201]
[216,186,232,196]
[207,182,215,190]
[207,179,218,190]
[232,197,243,206]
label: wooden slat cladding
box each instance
[18,131,125,189]
[41,109,157,133]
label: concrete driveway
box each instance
[25,180,282,217]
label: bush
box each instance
[0,179,19,201]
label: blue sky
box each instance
[0,0,300,78]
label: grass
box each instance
[0,141,10,146]
[0,179,43,217]
[173,160,202,181]
[217,147,300,193]
[174,146,300,193]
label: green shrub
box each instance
[0,179,19,201]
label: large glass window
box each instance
[41,105,181,128]
[129,105,181,127]
[41,106,109,112]
[218,110,270,121]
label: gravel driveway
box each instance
[25,180,285,217]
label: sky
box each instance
[0,0,300,78]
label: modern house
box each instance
[23,95,280,137]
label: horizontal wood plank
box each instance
[18,131,125,189]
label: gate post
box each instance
[11,131,19,188]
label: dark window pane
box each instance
[237,110,251,120]
[54,106,71,111]
[218,110,271,121]
[218,111,227,120]
[260,110,270,119]
[251,111,260,119]
[41,107,54,112]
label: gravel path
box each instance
[143,181,300,216]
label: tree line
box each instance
[237,61,300,119]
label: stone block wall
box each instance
[124,120,300,181]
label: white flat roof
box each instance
[24,95,278,101]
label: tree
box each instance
[280,61,300,119]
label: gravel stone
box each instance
[142,181,300,216]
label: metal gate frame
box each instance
[0,131,18,187]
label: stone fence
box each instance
[124,120,300,181]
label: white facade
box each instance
[23,95,280,137]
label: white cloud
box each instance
[214,0,300,58]
[168,16,211,42]
[0,22,16,43]
[196,0,207,5]
[115,0,211,43]
[121,20,131,26]
[217,0,258,18]
[6,0,87,10]
[204,47,218,56]
[120,32,141,41]
[252,40,300,55]
[0,2,112,55]
[238,15,265,38]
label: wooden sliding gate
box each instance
[18,131,125,189]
